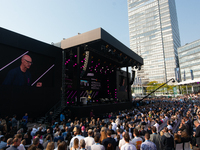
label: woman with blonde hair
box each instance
[70,138,79,150]
[46,141,55,150]
[100,130,107,144]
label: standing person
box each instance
[69,127,84,150]
[194,120,200,148]
[22,113,28,124]
[60,113,65,123]
[11,115,17,129]
[102,130,116,150]
[79,139,86,150]
[28,138,40,150]
[46,142,54,150]
[90,110,94,120]
[161,127,174,150]
[150,126,162,150]
[91,135,105,150]
[7,138,21,150]
[131,129,143,149]
[84,129,95,150]
[140,133,157,150]
[15,134,25,150]
[70,138,79,150]
[4,138,13,149]
[0,136,7,149]
[121,133,136,150]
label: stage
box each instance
[67,102,132,119]
[0,27,143,120]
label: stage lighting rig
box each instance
[138,66,141,70]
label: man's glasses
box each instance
[23,59,33,64]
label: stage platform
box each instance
[67,101,132,119]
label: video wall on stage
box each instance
[0,46,55,87]
[117,70,131,101]
[0,27,62,118]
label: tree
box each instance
[146,81,176,95]
[146,81,159,95]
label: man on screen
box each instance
[2,55,42,87]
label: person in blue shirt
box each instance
[22,113,28,123]
[60,112,65,122]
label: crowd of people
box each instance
[0,94,200,150]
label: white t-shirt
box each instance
[167,125,173,130]
[17,144,25,150]
[91,143,105,150]
[130,136,143,149]
[84,136,95,150]
[121,143,136,150]
[69,135,85,150]
[119,138,126,149]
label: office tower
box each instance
[178,39,200,82]
[128,0,181,84]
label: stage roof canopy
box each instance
[60,28,143,67]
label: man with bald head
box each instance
[3,55,32,86]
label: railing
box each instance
[44,99,67,121]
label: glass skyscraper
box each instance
[178,39,200,81]
[128,0,181,84]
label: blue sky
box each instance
[0,0,199,48]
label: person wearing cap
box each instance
[69,127,84,150]
[84,129,95,150]
[91,135,105,150]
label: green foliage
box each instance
[146,81,176,95]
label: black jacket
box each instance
[161,132,174,150]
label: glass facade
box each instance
[178,39,200,81]
[128,0,181,84]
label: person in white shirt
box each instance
[121,133,136,150]
[111,120,117,132]
[69,127,85,150]
[31,125,38,137]
[115,116,121,126]
[130,129,143,149]
[167,120,173,130]
[119,132,126,149]
[153,120,159,133]
[91,135,105,150]
[84,129,95,150]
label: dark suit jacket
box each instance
[195,125,200,147]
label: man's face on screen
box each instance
[22,55,32,69]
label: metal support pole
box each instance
[126,66,130,102]
[77,46,81,106]
[61,50,66,108]
[140,78,175,102]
